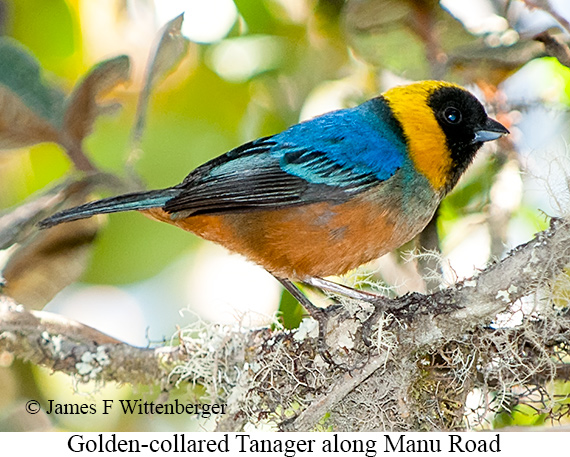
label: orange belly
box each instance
[142,185,439,279]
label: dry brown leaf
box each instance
[131,14,189,148]
[61,55,130,150]
[0,85,60,149]
[0,174,126,309]
[0,174,122,250]
[2,216,100,309]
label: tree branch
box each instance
[0,297,181,385]
[534,31,570,68]
[2,218,570,430]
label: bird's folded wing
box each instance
[164,105,405,216]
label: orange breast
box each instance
[142,176,440,279]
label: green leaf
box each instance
[0,38,65,124]
[277,289,305,329]
[493,404,547,429]
[344,0,473,79]
[233,0,280,34]
[7,0,80,78]
[0,38,64,148]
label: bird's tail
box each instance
[38,188,179,229]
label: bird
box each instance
[39,80,508,310]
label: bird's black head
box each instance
[428,85,509,191]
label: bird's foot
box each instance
[275,277,346,367]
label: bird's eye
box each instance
[444,107,462,124]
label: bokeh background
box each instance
[1,0,570,431]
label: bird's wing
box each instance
[164,101,406,216]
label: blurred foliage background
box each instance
[1,0,570,431]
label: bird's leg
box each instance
[276,277,324,317]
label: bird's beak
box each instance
[472,117,509,144]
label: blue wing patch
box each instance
[273,97,407,188]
